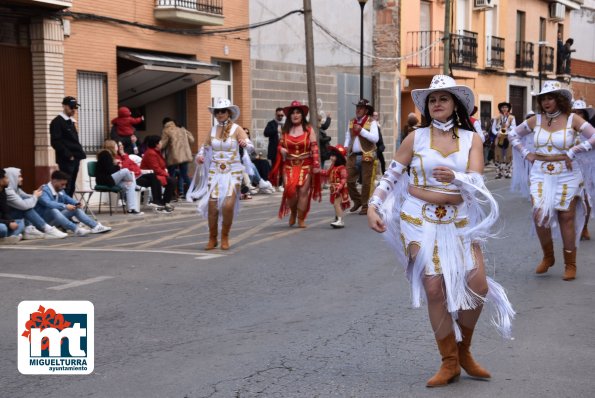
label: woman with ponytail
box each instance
[187,99,253,251]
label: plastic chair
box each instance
[87,161,126,216]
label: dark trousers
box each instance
[57,159,80,197]
[377,151,386,174]
[167,163,190,195]
[136,173,164,205]
[163,176,176,204]
[347,154,374,208]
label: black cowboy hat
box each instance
[497,102,512,112]
[353,98,374,115]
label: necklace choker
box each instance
[545,110,561,127]
[432,119,454,132]
[218,120,230,127]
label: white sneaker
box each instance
[74,227,91,237]
[90,223,112,234]
[0,234,23,244]
[277,186,284,192]
[127,210,145,216]
[258,179,273,190]
[23,225,45,240]
[44,226,68,239]
[147,202,161,208]
[330,217,345,229]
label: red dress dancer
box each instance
[320,145,350,228]
[270,101,321,227]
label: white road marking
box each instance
[0,246,219,258]
[0,273,113,290]
[0,273,72,284]
[48,276,114,290]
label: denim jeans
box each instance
[112,169,139,211]
[10,208,48,231]
[167,162,191,194]
[0,219,25,237]
[249,164,262,186]
[46,208,97,232]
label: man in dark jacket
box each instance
[50,96,87,196]
[263,108,284,167]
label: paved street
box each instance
[1,173,595,398]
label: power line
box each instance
[60,9,304,36]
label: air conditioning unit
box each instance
[473,0,495,9]
[549,2,565,21]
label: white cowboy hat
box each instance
[208,98,240,121]
[411,75,475,115]
[533,80,573,103]
[572,99,595,120]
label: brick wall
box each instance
[571,81,595,107]
[571,59,595,79]
[64,0,251,148]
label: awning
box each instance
[117,51,220,108]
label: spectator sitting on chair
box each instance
[3,167,67,239]
[0,168,25,244]
[96,141,144,216]
[140,135,176,210]
[160,117,195,199]
[114,141,173,213]
[35,170,111,236]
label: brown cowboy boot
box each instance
[426,333,461,387]
[221,205,234,250]
[288,205,297,227]
[562,248,577,281]
[535,240,555,274]
[297,209,307,228]
[221,223,231,250]
[205,202,218,250]
[458,324,491,379]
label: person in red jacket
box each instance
[140,135,175,208]
[112,140,172,213]
[111,106,143,154]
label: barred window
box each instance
[77,71,108,153]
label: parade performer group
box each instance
[187,98,254,251]
[491,101,516,179]
[510,81,595,281]
[367,75,515,387]
[269,101,321,228]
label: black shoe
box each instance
[350,204,362,213]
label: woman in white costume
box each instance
[367,75,514,387]
[188,98,253,251]
[510,83,595,280]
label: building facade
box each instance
[400,0,585,136]
[0,0,250,191]
[249,0,400,157]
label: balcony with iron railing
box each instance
[449,30,478,68]
[406,30,479,73]
[540,46,555,73]
[154,0,224,26]
[515,41,534,71]
[486,36,505,69]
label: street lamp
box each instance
[358,0,368,100]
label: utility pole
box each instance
[443,0,451,75]
[303,0,319,133]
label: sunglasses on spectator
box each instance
[214,109,228,114]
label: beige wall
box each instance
[64,0,251,149]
